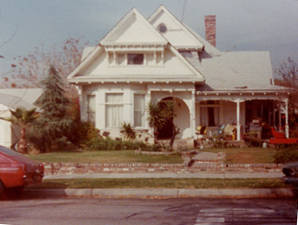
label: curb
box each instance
[43,172,284,179]
[24,188,295,199]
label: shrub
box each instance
[85,136,161,151]
[121,122,136,140]
[68,121,100,145]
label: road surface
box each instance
[0,197,296,225]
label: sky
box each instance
[0,0,297,77]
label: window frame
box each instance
[87,94,96,125]
[127,53,144,65]
[199,101,221,127]
[133,93,146,128]
[105,93,124,128]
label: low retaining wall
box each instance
[43,162,283,176]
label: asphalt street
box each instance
[0,198,296,225]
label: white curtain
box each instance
[134,94,145,127]
[106,93,123,128]
[87,95,95,124]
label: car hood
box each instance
[0,146,42,169]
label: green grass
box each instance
[28,150,183,164]
[28,178,289,189]
[204,147,277,164]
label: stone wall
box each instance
[43,162,283,176]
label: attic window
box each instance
[158,23,167,33]
[128,54,144,65]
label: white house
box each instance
[0,88,42,148]
[68,6,290,142]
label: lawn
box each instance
[29,178,288,189]
[28,148,280,164]
[204,147,278,164]
[28,150,183,164]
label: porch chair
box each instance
[269,127,298,146]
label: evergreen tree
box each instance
[36,66,73,151]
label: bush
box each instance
[86,137,161,151]
[121,122,136,140]
[274,147,298,164]
[68,121,100,146]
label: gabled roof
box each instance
[182,51,277,91]
[101,8,167,46]
[68,5,278,92]
[148,5,204,50]
[183,23,221,57]
[68,7,205,83]
[68,44,205,83]
[68,45,103,79]
[0,88,42,110]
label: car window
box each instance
[0,146,24,157]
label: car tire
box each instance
[0,180,6,200]
[282,168,294,177]
[5,186,24,199]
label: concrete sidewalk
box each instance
[24,187,295,199]
[44,171,284,180]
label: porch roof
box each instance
[195,88,290,101]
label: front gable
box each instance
[101,8,167,46]
[149,5,204,50]
[69,8,205,84]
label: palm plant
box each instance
[121,122,136,140]
[0,107,38,153]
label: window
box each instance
[87,95,95,124]
[199,101,220,127]
[116,53,125,65]
[134,94,145,127]
[128,54,144,65]
[105,93,123,128]
[158,23,167,33]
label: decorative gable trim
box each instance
[169,45,205,81]
[100,8,168,46]
[68,45,103,79]
[148,5,204,50]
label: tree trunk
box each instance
[18,127,27,154]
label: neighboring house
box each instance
[68,6,290,142]
[0,88,42,148]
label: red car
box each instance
[0,145,44,197]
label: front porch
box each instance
[194,90,291,142]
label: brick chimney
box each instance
[204,15,216,47]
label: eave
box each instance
[69,76,204,85]
[195,89,291,101]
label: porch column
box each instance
[191,90,196,138]
[235,99,241,141]
[278,105,282,131]
[284,98,289,138]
